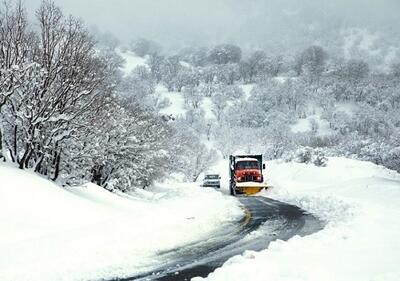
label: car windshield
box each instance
[236,161,259,170]
[205,175,219,179]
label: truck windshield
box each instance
[236,161,259,170]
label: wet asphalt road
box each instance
[111,196,324,281]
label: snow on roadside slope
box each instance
[198,157,400,281]
[0,163,242,281]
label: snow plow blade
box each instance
[235,182,269,196]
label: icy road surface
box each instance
[115,196,323,281]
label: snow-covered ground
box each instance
[335,101,358,116]
[117,49,148,75]
[290,114,333,136]
[156,85,187,117]
[0,163,242,281]
[2,154,400,281]
[201,96,216,120]
[198,157,400,281]
[290,104,335,136]
[156,85,216,120]
[239,84,255,100]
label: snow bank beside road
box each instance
[0,164,242,281]
[200,157,400,281]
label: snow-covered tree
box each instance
[129,38,161,57]
[180,139,218,182]
[122,66,156,103]
[147,53,164,83]
[62,96,175,190]
[208,44,242,65]
[174,67,201,92]
[390,63,400,78]
[211,84,243,121]
[0,1,113,181]
[343,59,370,83]
[0,1,33,159]
[313,149,328,167]
[178,47,208,66]
[183,86,202,110]
[384,146,400,172]
[240,50,267,83]
[217,63,241,85]
[211,92,227,122]
[295,45,328,78]
[160,56,182,91]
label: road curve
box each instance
[113,196,324,281]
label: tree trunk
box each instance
[12,125,18,162]
[34,155,44,173]
[18,144,30,169]
[52,151,61,181]
[192,173,200,182]
[91,165,104,186]
[0,128,4,162]
[24,147,34,169]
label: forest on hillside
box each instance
[126,38,400,172]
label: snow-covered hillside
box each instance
[156,85,187,117]
[0,164,242,281]
[117,49,148,75]
[120,52,217,120]
[198,157,400,281]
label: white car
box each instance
[202,174,221,188]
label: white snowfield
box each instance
[0,164,242,281]
[197,157,400,281]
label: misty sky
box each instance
[25,0,400,53]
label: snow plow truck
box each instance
[229,154,268,196]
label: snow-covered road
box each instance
[126,196,323,281]
[198,158,400,281]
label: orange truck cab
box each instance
[229,155,267,196]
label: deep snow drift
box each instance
[0,164,242,281]
[197,157,400,281]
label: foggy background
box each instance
[25,0,400,56]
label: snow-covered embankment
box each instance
[199,157,400,281]
[0,164,242,281]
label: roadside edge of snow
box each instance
[196,158,400,281]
